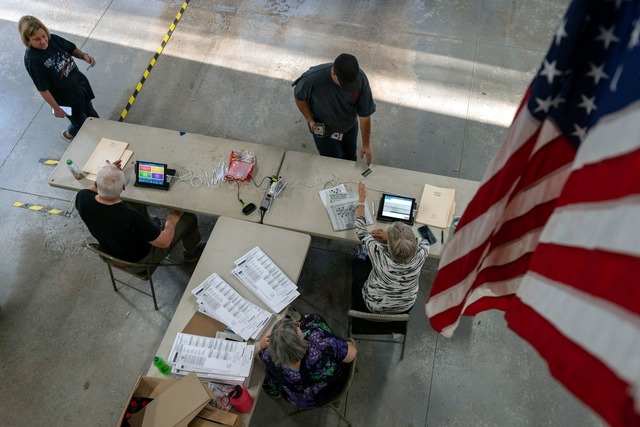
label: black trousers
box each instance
[351,257,372,312]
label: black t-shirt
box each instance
[75,189,160,262]
[293,63,376,134]
[24,34,95,111]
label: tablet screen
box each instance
[380,194,415,222]
[137,162,166,186]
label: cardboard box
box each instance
[117,373,241,427]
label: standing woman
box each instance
[19,16,98,142]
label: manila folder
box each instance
[416,183,456,228]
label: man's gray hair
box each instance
[268,317,308,367]
[96,162,125,199]
[387,222,418,264]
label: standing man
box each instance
[76,161,205,265]
[293,53,376,165]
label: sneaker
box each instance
[60,130,74,143]
[355,244,368,260]
[285,306,302,322]
[183,242,206,263]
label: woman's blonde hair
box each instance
[18,16,50,48]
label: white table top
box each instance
[145,216,311,425]
[48,118,284,221]
[264,150,480,258]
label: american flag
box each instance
[426,0,640,424]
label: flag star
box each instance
[596,25,620,49]
[606,0,629,10]
[572,124,588,142]
[534,96,554,113]
[629,20,640,50]
[554,19,568,45]
[586,63,609,84]
[539,59,563,84]
[578,95,597,115]
[551,96,565,108]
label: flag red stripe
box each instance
[507,299,640,427]
[474,252,533,286]
[529,243,640,316]
[508,135,575,199]
[456,128,540,230]
[556,147,640,207]
[463,295,514,315]
[436,139,568,284]
[429,295,516,333]
[429,253,533,332]
[429,244,486,295]
[488,199,555,249]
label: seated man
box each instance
[76,160,205,264]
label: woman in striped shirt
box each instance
[352,182,430,314]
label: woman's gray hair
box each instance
[387,222,418,264]
[268,318,308,368]
[96,162,125,199]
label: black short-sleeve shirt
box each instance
[75,189,160,262]
[24,34,95,111]
[293,63,376,134]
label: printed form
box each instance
[232,246,299,313]
[169,333,254,385]
[319,184,373,231]
[192,273,271,340]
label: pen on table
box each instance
[441,230,444,244]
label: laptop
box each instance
[133,161,175,191]
[376,193,417,225]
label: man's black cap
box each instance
[333,53,361,92]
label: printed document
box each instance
[192,273,271,340]
[319,184,373,231]
[232,247,299,313]
[169,333,254,385]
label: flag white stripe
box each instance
[432,164,572,317]
[517,272,640,411]
[439,164,566,270]
[440,118,564,271]
[573,101,640,170]
[427,228,540,319]
[540,196,640,257]
[480,228,542,267]
[482,108,541,182]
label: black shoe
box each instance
[183,242,206,263]
[60,130,74,143]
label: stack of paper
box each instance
[191,273,272,340]
[416,183,456,228]
[319,184,374,231]
[232,247,299,313]
[169,333,254,385]
[82,137,133,181]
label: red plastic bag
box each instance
[225,150,255,182]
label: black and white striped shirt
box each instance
[356,217,430,314]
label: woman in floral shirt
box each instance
[259,314,357,408]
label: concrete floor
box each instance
[0,1,605,426]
